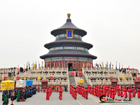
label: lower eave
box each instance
[40,54,97,60]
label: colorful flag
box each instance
[136,69,138,78]
[109,62,111,69]
[133,68,134,77]
[98,62,100,69]
[106,62,108,69]
[122,65,123,73]
[11,68,12,77]
[119,63,120,70]
[35,61,37,68]
[24,64,25,71]
[28,62,30,69]
[39,62,40,69]
[115,61,117,70]
[17,65,19,75]
[127,66,130,73]
[102,62,104,69]
[33,63,35,67]
[42,61,43,69]
[112,64,114,69]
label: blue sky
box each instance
[0,0,140,71]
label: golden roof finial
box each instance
[67,13,71,19]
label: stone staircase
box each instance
[68,71,88,87]
[81,73,88,87]
[68,71,76,87]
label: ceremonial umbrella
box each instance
[26,80,33,86]
[1,80,14,90]
[16,80,26,88]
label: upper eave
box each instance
[51,19,87,37]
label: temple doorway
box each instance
[68,63,72,71]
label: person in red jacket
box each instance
[128,86,132,100]
[112,87,116,99]
[74,87,77,99]
[100,87,103,98]
[87,85,91,93]
[124,87,127,98]
[137,86,140,98]
[106,86,109,97]
[95,86,97,96]
[81,86,84,97]
[93,86,95,95]
[59,86,63,100]
[117,86,120,96]
[83,88,88,99]
[97,85,99,97]
[46,87,49,100]
[120,86,123,97]
[109,87,112,98]
[43,86,46,92]
[132,86,136,97]
[37,86,40,92]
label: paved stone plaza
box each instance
[0,92,139,105]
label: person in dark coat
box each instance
[24,89,27,100]
[14,89,17,100]
[2,91,5,101]
[76,71,78,77]
[8,90,11,98]
[64,85,67,92]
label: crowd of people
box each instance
[87,85,140,99]
[69,84,140,101]
[2,86,37,105]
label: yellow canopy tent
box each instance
[1,80,14,91]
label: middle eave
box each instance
[44,40,93,49]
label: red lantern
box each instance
[16,76,20,80]
[50,76,53,80]
[4,77,7,80]
[110,76,113,81]
[138,77,140,81]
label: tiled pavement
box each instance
[0,92,139,105]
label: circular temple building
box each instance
[40,13,97,71]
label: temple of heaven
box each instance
[40,13,97,71]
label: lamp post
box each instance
[11,90,15,105]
